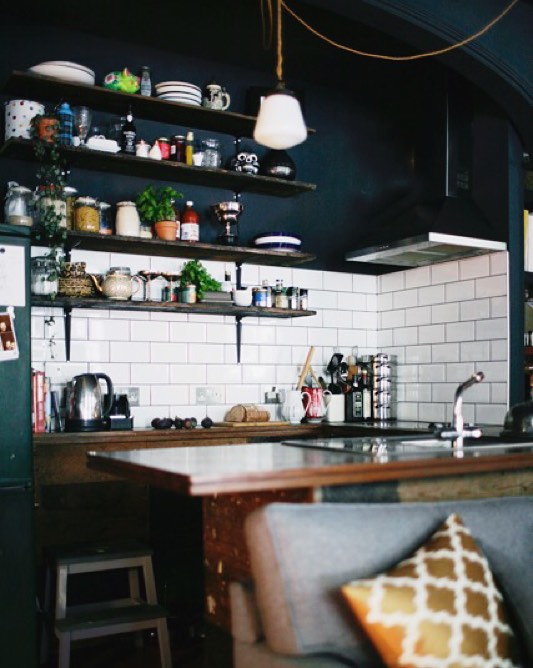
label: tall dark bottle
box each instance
[346,370,363,422]
[120,107,136,155]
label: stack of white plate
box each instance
[252,232,302,251]
[28,61,95,85]
[154,81,202,106]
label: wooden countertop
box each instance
[86,439,533,496]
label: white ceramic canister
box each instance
[4,100,45,139]
[115,201,141,237]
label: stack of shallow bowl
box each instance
[154,81,202,106]
[28,61,95,85]
[251,232,302,251]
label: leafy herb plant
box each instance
[179,260,220,300]
[30,113,68,284]
[136,185,183,224]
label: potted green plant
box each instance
[178,260,221,302]
[30,113,68,288]
[136,185,183,240]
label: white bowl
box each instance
[29,62,95,85]
[232,288,253,307]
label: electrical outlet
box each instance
[196,386,223,405]
[116,386,140,407]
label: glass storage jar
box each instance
[36,186,67,228]
[31,256,58,296]
[201,138,221,168]
[63,186,78,229]
[74,196,100,232]
[4,182,33,227]
[115,201,141,237]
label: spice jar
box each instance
[63,186,78,229]
[157,137,171,160]
[115,201,141,237]
[171,135,186,162]
[98,201,112,235]
[74,196,100,232]
[4,182,33,227]
[30,256,58,296]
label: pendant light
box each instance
[253,0,307,150]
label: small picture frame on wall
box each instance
[0,309,19,361]
[245,86,306,117]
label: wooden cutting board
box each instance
[215,421,290,427]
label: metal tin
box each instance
[179,284,196,304]
[253,287,268,307]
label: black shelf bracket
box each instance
[64,306,72,362]
[235,315,243,364]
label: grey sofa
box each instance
[230,496,533,667]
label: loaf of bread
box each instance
[225,404,270,422]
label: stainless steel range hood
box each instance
[346,232,506,267]
[345,85,507,268]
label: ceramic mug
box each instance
[202,83,231,110]
[325,394,346,423]
[302,387,332,420]
[4,99,45,139]
[281,389,310,424]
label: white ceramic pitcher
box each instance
[281,389,309,424]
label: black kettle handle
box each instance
[96,373,114,418]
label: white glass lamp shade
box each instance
[253,88,307,150]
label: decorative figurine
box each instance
[228,151,260,175]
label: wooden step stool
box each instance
[41,541,172,668]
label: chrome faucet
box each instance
[436,372,484,448]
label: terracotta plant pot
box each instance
[154,220,178,241]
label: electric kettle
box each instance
[65,373,114,432]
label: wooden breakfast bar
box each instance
[84,433,533,630]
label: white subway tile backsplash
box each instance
[419,324,445,344]
[431,343,460,363]
[70,340,109,362]
[490,296,508,318]
[445,280,475,303]
[352,274,377,293]
[460,299,490,321]
[445,321,475,343]
[29,251,507,428]
[404,345,432,364]
[459,255,490,280]
[110,341,150,363]
[169,322,207,343]
[431,303,459,324]
[476,318,507,341]
[405,266,431,289]
[151,385,189,406]
[170,364,207,384]
[431,262,458,284]
[418,284,445,306]
[490,251,508,276]
[89,319,130,341]
[393,327,418,346]
[475,404,507,426]
[461,340,490,362]
[323,272,353,292]
[377,292,393,311]
[379,271,405,293]
[405,306,431,327]
[150,343,188,364]
[393,289,418,309]
[206,364,242,384]
[475,275,507,298]
[226,385,261,404]
[131,363,169,384]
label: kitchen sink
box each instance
[281,434,533,459]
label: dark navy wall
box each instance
[0,2,515,273]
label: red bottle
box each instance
[180,201,199,242]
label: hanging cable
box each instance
[279,0,519,62]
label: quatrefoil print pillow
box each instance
[341,513,521,668]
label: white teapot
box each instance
[281,389,309,424]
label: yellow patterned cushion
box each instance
[341,513,521,668]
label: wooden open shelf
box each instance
[1,138,316,197]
